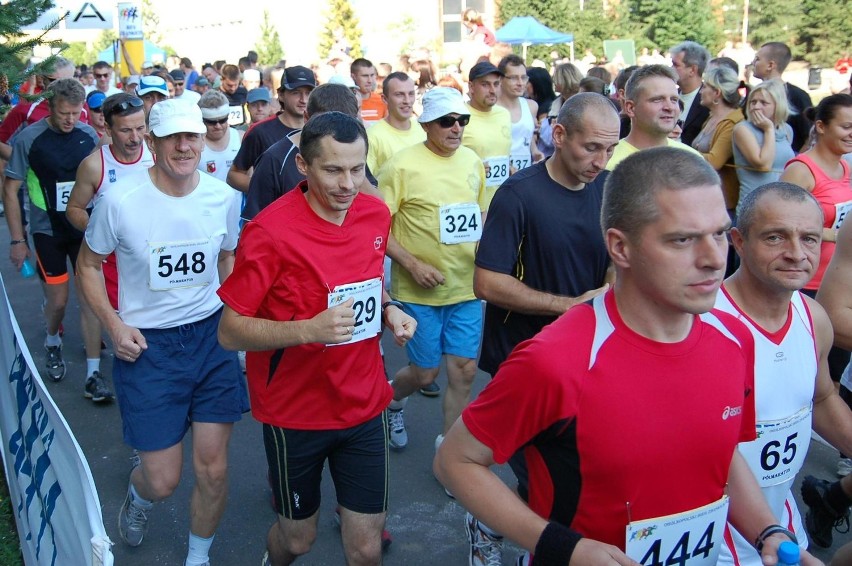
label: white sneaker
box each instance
[388,408,408,449]
[466,512,503,566]
[838,457,852,477]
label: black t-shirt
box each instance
[475,161,611,375]
[232,116,296,172]
[242,131,377,221]
[785,82,813,153]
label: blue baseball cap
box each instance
[86,90,106,110]
[136,75,169,97]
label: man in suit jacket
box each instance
[670,41,711,147]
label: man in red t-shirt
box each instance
[217,112,415,566]
[435,148,817,566]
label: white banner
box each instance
[117,1,142,40]
[0,274,112,566]
[21,2,115,31]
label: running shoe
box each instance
[801,475,851,548]
[419,381,441,397]
[45,345,66,382]
[118,485,151,547]
[465,512,503,566]
[388,407,407,449]
[84,371,115,403]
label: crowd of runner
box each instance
[2,22,852,566]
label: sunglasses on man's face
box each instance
[94,72,110,79]
[203,117,229,126]
[175,82,185,87]
[435,115,470,128]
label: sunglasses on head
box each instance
[105,97,143,118]
[435,115,470,128]
[203,117,229,125]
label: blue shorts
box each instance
[402,300,482,369]
[264,412,389,520]
[113,308,250,452]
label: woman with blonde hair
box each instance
[540,63,584,156]
[732,79,794,215]
[692,66,745,213]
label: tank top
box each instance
[785,153,852,290]
[510,98,536,172]
[97,144,155,196]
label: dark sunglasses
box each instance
[94,72,110,79]
[105,97,143,118]
[203,117,229,125]
[435,115,470,128]
[175,82,185,87]
[90,107,103,113]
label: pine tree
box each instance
[318,0,363,60]
[627,0,723,52]
[0,0,63,109]
[747,0,802,58]
[254,10,285,66]
[798,0,852,66]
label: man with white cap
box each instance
[123,75,140,95]
[378,87,487,455]
[136,75,169,118]
[77,99,248,566]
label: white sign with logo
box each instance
[117,1,143,40]
[65,2,114,30]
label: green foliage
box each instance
[318,0,362,60]
[626,0,723,53]
[746,0,803,58]
[0,467,22,566]
[799,0,852,67]
[0,0,64,110]
[254,10,285,66]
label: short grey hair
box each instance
[670,41,711,75]
[737,182,822,238]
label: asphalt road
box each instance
[0,227,849,565]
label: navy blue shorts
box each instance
[264,412,389,520]
[113,308,250,452]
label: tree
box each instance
[318,0,362,60]
[626,0,723,53]
[254,10,284,66]
[0,0,62,108]
[747,0,803,58]
[798,0,852,66]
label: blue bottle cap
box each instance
[777,540,799,564]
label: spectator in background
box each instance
[540,63,583,157]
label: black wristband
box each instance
[381,300,404,313]
[754,524,798,552]
[533,522,583,566]
[10,239,26,245]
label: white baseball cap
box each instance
[136,75,168,97]
[418,87,469,123]
[327,74,357,89]
[148,99,207,137]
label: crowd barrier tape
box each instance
[0,274,112,565]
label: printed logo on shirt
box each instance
[722,405,742,420]
[774,350,787,362]
[374,236,383,250]
[108,169,116,182]
[206,161,216,173]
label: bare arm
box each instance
[119,40,139,76]
[386,231,445,289]
[732,122,776,171]
[435,419,638,565]
[77,241,148,361]
[527,99,544,163]
[66,151,102,232]
[3,177,28,269]
[473,266,609,316]
[809,298,852,456]
[226,165,252,193]
[217,298,358,351]
[217,249,234,284]
[0,142,11,161]
[817,218,852,349]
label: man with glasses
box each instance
[67,93,151,316]
[226,65,316,193]
[496,55,543,175]
[462,62,512,210]
[88,61,122,97]
[0,57,82,161]
[378,87,487,457]
[3,79,109,399]
[171,69,200,104]
[197,90,243,218]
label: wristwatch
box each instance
[381,300,404,314]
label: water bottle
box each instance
[777,540,800,566]
[20,258,36,279]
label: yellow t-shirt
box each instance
[366,118,426,176]
[379,143,487,306]
[462,104,512,208]
[606,138,703,170]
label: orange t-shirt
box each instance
[360,92,387,125]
